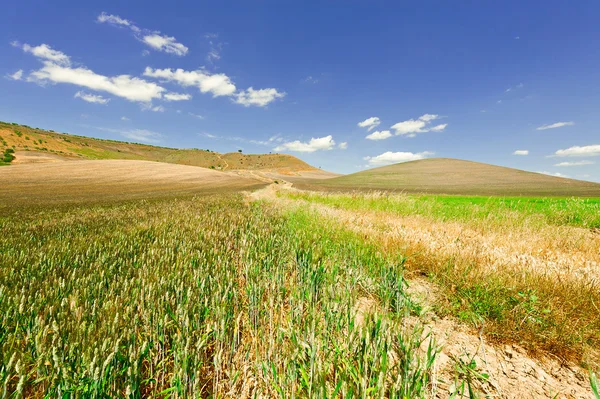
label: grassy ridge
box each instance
[0,121,317,172]
[283,191,600,229]
[0,196,438,397]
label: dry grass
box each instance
[277,189,600,370]
[0,160,266,209]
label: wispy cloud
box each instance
[97,12,188,56]
[164,92,192,101]
[513,150,529,155]
[6,69,23,80]
[554,160,595,167]
[536,121,574,130]
[364,151,434,166]
[88,125,163,144]
[537,171,570,178]
[274,135,336,153]
[74,91,110,104]
[338,142,348,150]
[357,117,380,132]
[188,112,204,119]
[553,145,600,157]
[505,82,524,93]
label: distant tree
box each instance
[238,149,242,153]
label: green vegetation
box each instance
[284,191,600,229]
[0,196,440,397]
[1,148,15,165]
[282,190,600,368]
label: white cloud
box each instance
[121,116,129,121]
[98,12,186,55]
[357,117,380,131]
[364,151,434,166]
[554,160,595,167]
[429,123,447,132]
[74,91,110,104]
[207,49,221,62]
[536,121,574,130]
[21,43,71,65]
[338,142,348,149]
[29,62,165,102]
[122,129,162,143]
[235,87,286,107]
[188,112,204,119]
[553,145,600,157]
[144,67,236,97]
[142,104,165,112]
[142,34,188,56]
[391,114,446,137]
[7,69,23,80]
[97,12,136,29]
[303,76,319,84]
[505,83,524,93]
[538,171,570,178]
[365,130,392,141]
[513,150,529,155]
[274,135,335,153]
[91,125,162,144]
[164,92,191,101]
[19,43,165,103]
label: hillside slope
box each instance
[0,160,265,207]
[301,158,600,196]
[0,121,318,174]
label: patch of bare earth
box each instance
[250,184,598,398]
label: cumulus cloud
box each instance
[553,144,600,157]
[338,142,348,150]
[536,121,574,130]
[513,150,529,155]
[6,69,23,80]
[20,43,165,103]
[74,91,110,104]
[143,67,236,97]
[391,114,447,137]
[357,117,380,131]
[163,92,191,101]
[274,135,336,153]
[365,130,392,141]
[142,34,188,56]
[144,67,284,107]
[364,151,434,166]
[97,12,187,55]
[20,43,71,65]
[235,87,285,107]
[554,160,595,167]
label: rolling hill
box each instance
[0,121,318,175]
[297,158,600,197]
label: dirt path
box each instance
[248,184,596,399]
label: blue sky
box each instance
[2,0,599,180]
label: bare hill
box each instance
[299,158,600,197]
[0,121,318,174]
